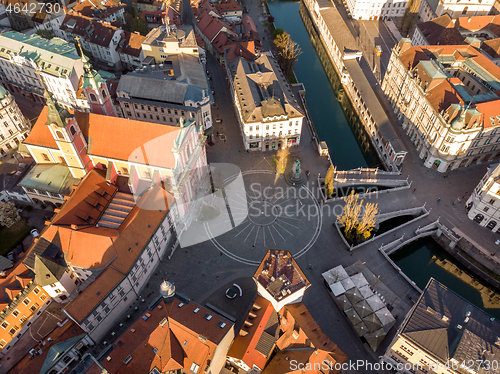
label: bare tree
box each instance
[325,165,335,197]
[337,191,362,241]
[273,147,290,184]
[0,202,21,228]
[356,202,378,240]
[273,32,302,79]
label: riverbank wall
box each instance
[299,0,407,172]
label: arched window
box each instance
[89,93,97,102]
[70,126,77,136]
[101,89,107,99]
[462,6,468,14]
[55,130,64,140]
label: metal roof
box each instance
[19,164,80,195]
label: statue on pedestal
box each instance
[293,159,301,177]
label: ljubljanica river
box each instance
[267,0,500,319]
[267,0,381,170]
[391,238,500,319]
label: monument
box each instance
[285,158,307,186]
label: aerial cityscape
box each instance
[0,0,500,372]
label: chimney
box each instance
[71,224,78,230]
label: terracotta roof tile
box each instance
[60,15,119,48]
[116,31,145,58]
[72,0,125,19]
[102,297,233,373]
[24,107,181,169]
[417,14,465,46]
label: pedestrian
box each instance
[437,198,441,202]
[413,188,416,192]
[217,131,219,136]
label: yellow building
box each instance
[141,24,199,64]
[382,278,500,374]
[0,263,51,353]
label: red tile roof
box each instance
[101,298,233,373]
[253,250,310,302]
[0,264,32,307]
[227,296,274,369]
[214,0,242,13]
[60,15,119,48]
[262,303,348,374]
[116,31,145,58]
[457,15,500,37]
[9,320,85,374]
[475,99,500,128]
[482,38,500,59]
[72,0,125,19]
[24,107,181,169]
[224,40,255,63]
[417,14,464,45]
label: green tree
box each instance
[273,27,284,39]
[36,29,54,40]
[273,32,302,79]
[123,5,149,36]
[324,165,335,197]
[0,202,21,228]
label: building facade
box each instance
[419,0,495,22]
[0,31,89,110]
[0,85,30,156]
[116,53,212,130]
[466,163,500,232]
[382,278,500,374]
[344,0,407,20]
[382,39,500,172]
[227,53,305,151]
[141,24,200,65]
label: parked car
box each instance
[375,45,383,56]
[30,229,39,238]
[215,118,222,124]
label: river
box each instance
[267,0,500,319]
[267,0,381,170]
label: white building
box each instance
[59,15,123,71]
[466,163,500,232]
[253,250,311,312]
[344,0,407,20]
[0,85,29,156]
[226,52,304,151]
[382,39,500,172]
[116,53,212,130]
[419,0,495,22]
[0,31,89,111]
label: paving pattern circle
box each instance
[205,170,322,265]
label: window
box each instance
[33,288,40,295]
[3,122,6,127]
[12,310,19,317]
[124,103,129,108]
[489,199,495,205]
[1,322,8,329]
[20,316,27,324]
[30,305,37,312]
[42,153,50,161]
[23,298,30,306]
[102,90,107,99]
[40,295,47,301]
[190,363,200,373]
[0,340,6,348]
[89,93,97,102]
[54,289,61,294]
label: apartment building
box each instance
[4,0,66,31]
[0,263,51,354]
[466,163,500,231]
[343,0,407,20]
[0,31,89,110]
[101,296,235,374]
[8,319,94,374]
[382,39,500,172]
[59,15,123,70]
[116,31,145,69]
[419,0,495,22]
[382,278,500,374]
[0,84,29,156]
[141,24,199,65]
[226,53,305,151]
[71,0,125,23]
[116,53,212,130]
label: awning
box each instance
[330,282,346,297]
[336,294,352,311]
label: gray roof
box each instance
[34,255,67,287]
[0,256,12,272]
[317,0,357,53]
[229,53,304,123]
[18,163,80,195]
[143,25,197,49]
[343,59,407,154]
[254,309,279,357]
[23,237,63,271]
[41,334,86,374]
[401,278,500,373]
[117,53,209,105]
